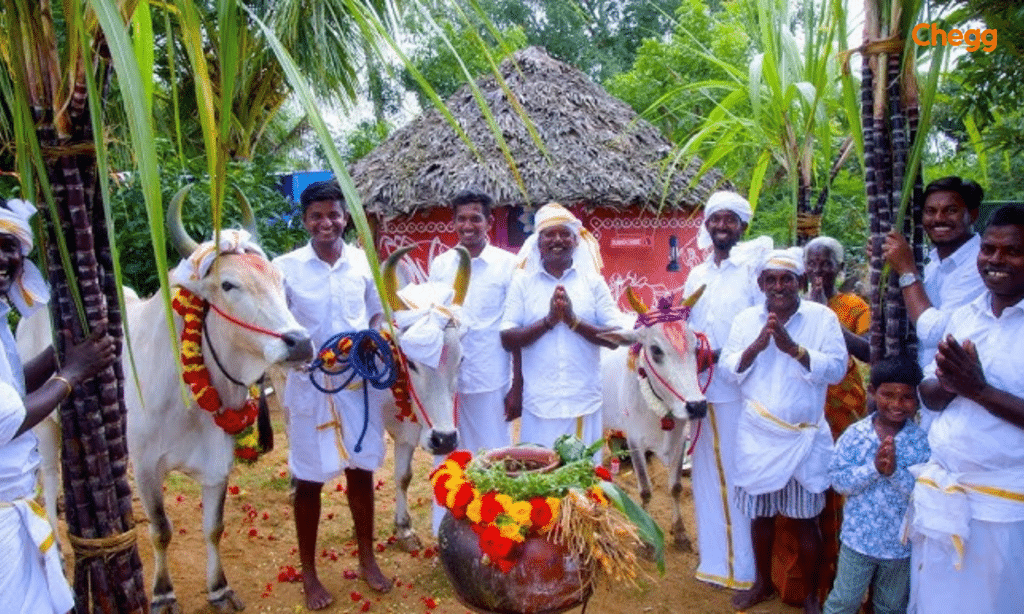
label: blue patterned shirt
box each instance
[830,413,930,559]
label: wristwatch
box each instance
[898,272,921,288]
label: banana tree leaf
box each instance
[598,480,665,574]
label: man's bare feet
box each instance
[359,563,394,593]
[803,592,822,614]
[302,573,335,610]
[731,582,775,611]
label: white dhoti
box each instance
[0,499,74,614]
[691,399,754,588]
[905,460,1024,614]
[457,389,511,453]
[734,400,833,496]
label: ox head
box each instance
[599,286,709,421]
[168,185,313,387]
[382,245,470,456]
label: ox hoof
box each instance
[151,596,182,614]
[672,532,693,552]
[394,533,422,553]
[210,590,245,613]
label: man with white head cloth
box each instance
[0,197,116,614]
[500,202,626,450]
[721,247,847,614]
[684,190,772,589]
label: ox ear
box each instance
[680,284,706,308]
[597,328,640,347]
[626,287,648,314]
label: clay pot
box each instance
[438,513,593,614]
[437,446,593,614]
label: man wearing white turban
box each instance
[500,203,626,451]
[684,191,772,590]
[721,247,847,614]
[0,197,116,614]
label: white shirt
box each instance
[0,308,38,502]
[274,243,384,409]
[273,242,383,348]
[683,253,765,403]
[924,293,1024,478]
[722,299,848,426]
[501,266,623,419]
[916,234,985,367]
[429,243,516,394]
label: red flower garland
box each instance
[171,289,260,461]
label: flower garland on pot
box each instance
[171,288,260,462]
[431,437,665,581]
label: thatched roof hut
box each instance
[350,46,723,218]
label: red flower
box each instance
[528,497,553,529]
[479,492,503,523]
[432,475,451,505]
[447,450,472,469]
[452,482,474,508]
[594,466,612,481]
[479,524,515,561]
[494,558,515,573]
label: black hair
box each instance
[922,176,984,211]
[870,354,924,389]
[986,203,1024,229]
[450,189,493,218]
[299,180,345,215]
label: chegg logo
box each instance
[912,23,997,52]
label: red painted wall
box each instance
[374,205,707,310]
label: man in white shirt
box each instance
[273,181,391,608]
[722,248,847,614]
[906,204,1024,614]
[429,190,517,453]
[882,177,986,429]
[684,191,772,590]
[500,203,623,450]
[0,197,115,614]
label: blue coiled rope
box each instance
[308,329,397,452]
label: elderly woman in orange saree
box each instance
[773,237,871,609]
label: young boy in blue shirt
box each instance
[823,355,930,614]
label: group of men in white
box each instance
[1,173,1022,614]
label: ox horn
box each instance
[626,286,648,314]
[452,245,471,306]
[680,284,707,308]
[231,184,258,238]
[167,184,200,258]
[382,246,414,311]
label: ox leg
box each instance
[627,436,659,561]
[135,466,180,614]
[202,482,244,612]
[392,439,422,552]
[666,423,693,552]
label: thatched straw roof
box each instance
[349,46,725,218]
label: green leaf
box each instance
[598,481,665,573]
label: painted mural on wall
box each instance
[374,205,707,310]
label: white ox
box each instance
[379,245,468,551]
[600,286,709,551]
[18,208,313,613]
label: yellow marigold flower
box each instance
[182,343,201,358]
[466,497,483,524]
[429,467,451,486]
[498,522,525,543]
[445,478,467,509]
[589,486,608,506]
[493,493,513,511]
[541,497,562,532]
[507,501,532,526]
[441,459,463,476]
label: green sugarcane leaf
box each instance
[598,481,665,574]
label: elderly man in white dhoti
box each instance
[720,248,847,614]
[501,202,626,451]
[0,198,116,614]
[905,203,1024,614]
[683,191,772,590]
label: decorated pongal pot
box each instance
[435,446,595,614]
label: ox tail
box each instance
[257,375,274,453]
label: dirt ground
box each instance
[52,404,804,614]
